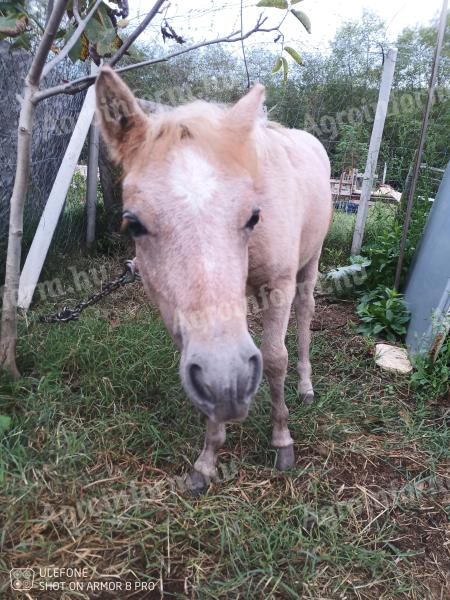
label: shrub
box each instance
[361,221,402,289]
[355,286,410,341]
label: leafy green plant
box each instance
[361,222,402,289]
[257,0,309,81]
[355,286,410,341]
[323,255,371,297]
[410,337,450,397]
[0,0,127,62]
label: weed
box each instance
[410,337,450,398]
[355,286,410,341]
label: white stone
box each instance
[375,344,413,374]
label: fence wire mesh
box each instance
[0,41,87,272]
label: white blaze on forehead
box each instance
[169,146,218,211]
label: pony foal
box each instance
[96,67,332,492]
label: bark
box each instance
[98,138,123,233]
[0,86,35,379]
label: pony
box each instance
[95,67,332,492]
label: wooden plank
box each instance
[18,85,96,310]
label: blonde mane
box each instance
[138,99,284,179]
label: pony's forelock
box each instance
[136,99,274,180]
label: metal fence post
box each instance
[86,62,99,250]
[351,47,398,256]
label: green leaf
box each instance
[282,56,288,83]
[0,1,25,10]
[96,27,117,56]
[284,46,302,64]
[65,25,83,62]
[256,0,288,8]
[291,9,311,33]
[0,15,20,29]
[0,415,12,436]
[290,0,304,4]
[272,56,283,73]
[84,14,104,45]
[9,33,30,50]
[54,28,67,40]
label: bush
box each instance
[361,224,401,289]
[355,286,410,341]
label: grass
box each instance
[322,203,397,269]
[0,255,449,599]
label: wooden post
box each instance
[86,62,99,249]
[351,47,398,255]
[17,86,96,310]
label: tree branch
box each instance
[28,0,69,86]
[45,0,55,27]
[34,15,273,103]
[42,0,102,78]
[72,0,82,25]
[109,0,168,67]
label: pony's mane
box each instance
[138,99,286,177]
[152,100,226,144]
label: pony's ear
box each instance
[225,83,266,135]
[95,66,149,164]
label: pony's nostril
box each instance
[189,363,211,403]
[247,353,262,396]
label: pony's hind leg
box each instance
[294,254,320,405]
[261,281,296,471]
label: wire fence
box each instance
[0,41,87,273]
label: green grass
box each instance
[322,203,397,269]
[0,259,449,599]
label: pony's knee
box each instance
[295,293,315,320]
[262,344,288,378]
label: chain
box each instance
[39,260,141,324]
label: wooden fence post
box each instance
[17,86,96,310]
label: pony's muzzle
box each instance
[181,337,262,422]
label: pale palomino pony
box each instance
[96,67,332,492]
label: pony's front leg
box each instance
[186,420,226,494]
[295,255,320,405]
[261,283,296,471]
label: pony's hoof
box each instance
[276,445,295,471]
[185,470,209,495]
[301,392,314,405]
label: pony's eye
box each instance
[245,208,260,230]
[121,211,148,238]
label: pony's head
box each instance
[96,67,264,423]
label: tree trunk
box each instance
[98,137,123,232]
[86,121,100,248]
[0,85,36,378]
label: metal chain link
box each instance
[39,260,141,324]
